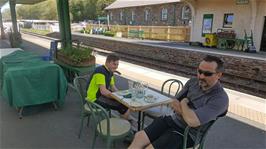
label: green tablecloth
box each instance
[0,51,68,107]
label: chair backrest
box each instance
[183,120,216,149]
[161,79,184,97]
[73,75,90,106]
[183,110,227,149]
[87,101,111,137]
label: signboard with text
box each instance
[236,0,249,5]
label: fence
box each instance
[86,24,190,42]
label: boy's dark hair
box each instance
[106,54,119,63]
[203,55,224,72]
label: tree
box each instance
[96,0,115,17]
[2,9,11,21]
[16,0,57,20]
[14,0,115,22]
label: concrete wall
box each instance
[189,0,266,52]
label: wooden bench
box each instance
[128,30,144,39]
[217,38,245,51]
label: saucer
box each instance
[117,90,130,96]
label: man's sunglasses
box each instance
[197,69,216,77]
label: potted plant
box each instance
[56,44,95,67]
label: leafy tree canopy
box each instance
[13,0,115,22]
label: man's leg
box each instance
[120,109,130,119]
[129,116,170,149]
[128,130,150,149]
[96,96,130,119]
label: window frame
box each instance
[131,10,135,21]
[161,8,168,21]
[181,5,191,20]
[120,11,123,21]
[110,12,113,21]
[144,9,149,21]
[223,13,234,28]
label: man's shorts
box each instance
[144,116,194,149]
[95,96,128,114]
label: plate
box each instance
[116,90,130,96]
[144,94,158,103]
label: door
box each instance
[260,16,266,52]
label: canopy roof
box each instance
[0,0,46,8]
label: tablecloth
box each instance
[0,50,68,107]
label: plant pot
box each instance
[56,51,95,67]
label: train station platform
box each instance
[19,32,266,127]
[0,34,265,148]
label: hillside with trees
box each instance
[3,0,115,22]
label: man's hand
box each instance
[181,98,189,104]
[170,99,182,114]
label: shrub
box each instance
[103,31,115,37]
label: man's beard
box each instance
[199,79,208,90]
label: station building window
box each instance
[144,9,149,21]
[181,5,191,20]
[161,8,168,20]
[223,13,234,28]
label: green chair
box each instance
[141,79,184,129]
[181,120,216,149]
[74,75,113,138]
[87,101,131,149]
[182,110,227,149]
[73,75,92,138]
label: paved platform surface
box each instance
[1,34,265,149]
[20,33,266,128]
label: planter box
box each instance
[56,51,95,67]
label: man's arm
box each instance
[110,85,118,92]
[99,85,113,98]
[170,99,182,115]
[180,98,201,127]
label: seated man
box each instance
[129,55,229,149]
[86,54,130,119]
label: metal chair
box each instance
[74,75,112,138]
[181,120,216,149]
[88,101,131,149]
[141,79,184,129]
[73,75,92,138]
[182,110,227,149]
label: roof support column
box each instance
[56,0,72,49]
[0,7,5,39]
[9,0,18,33]
[9,0,21,47]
